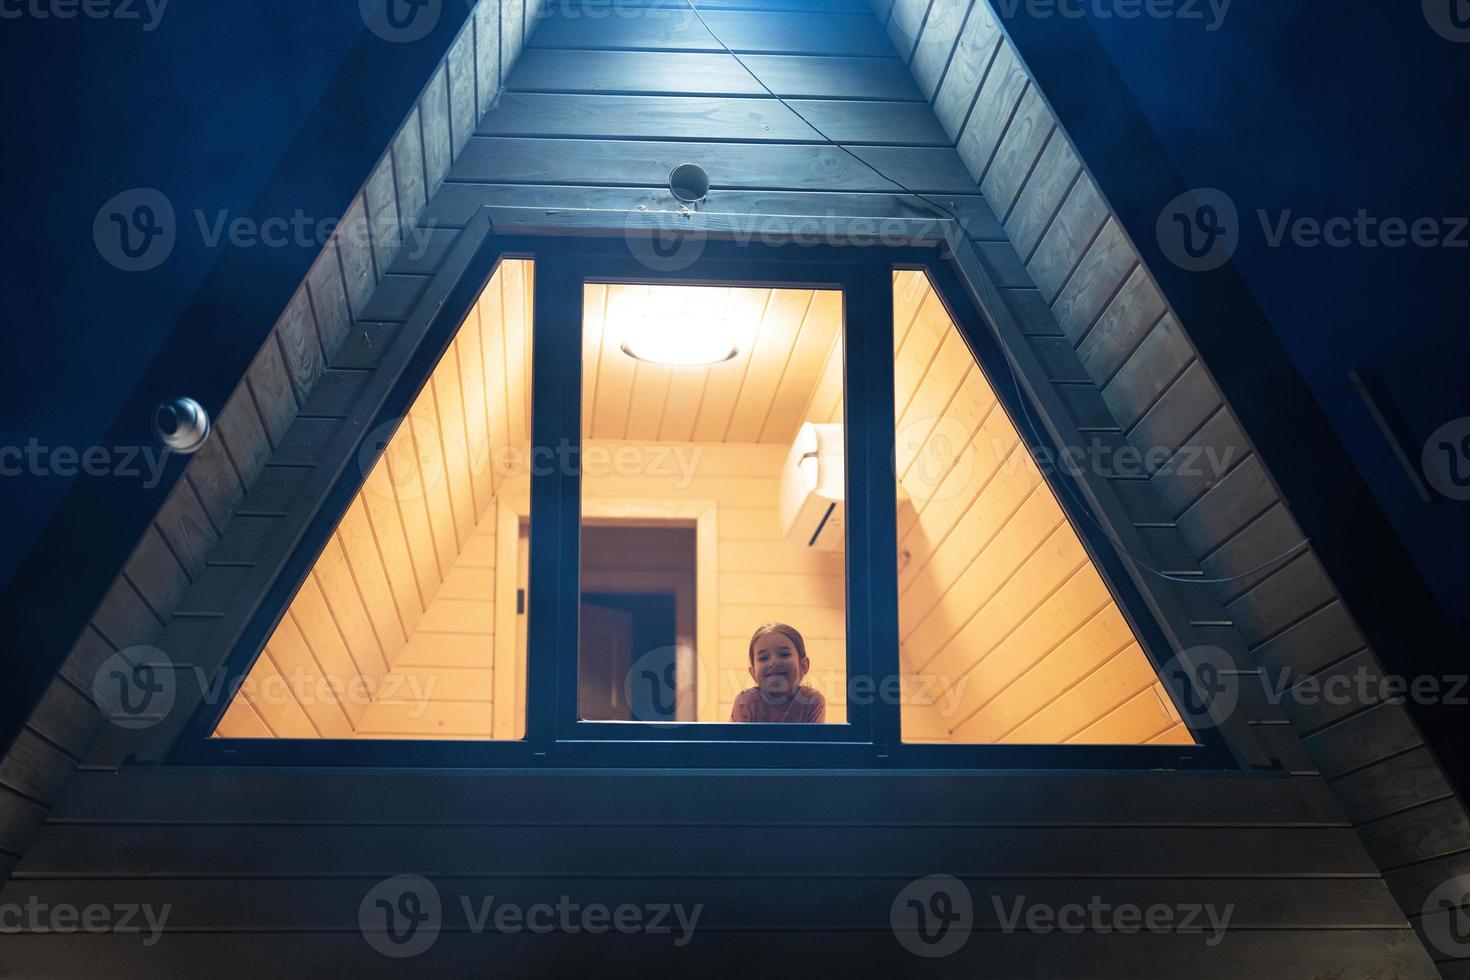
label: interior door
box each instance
[579,605,634,720]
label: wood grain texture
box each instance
[982,83,1053,219]
[426,181,1004,239]
[1005,131,1080,261]
[476,92,949,145]
[885,0,930,60]
[0,929,1439,979]
[531,8,896,56]
[954,43,1025,173]
[511,49,923,100]
[454,137,975,193]
[931,0,1000,139]
[910,0,971,100]
[1026,172,1108,304]
[19,822,1378,877]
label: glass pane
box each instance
[892,270,1197,746]
[212,259,534,739]
[579,282,846,724]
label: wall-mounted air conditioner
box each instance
[780,422,844,551]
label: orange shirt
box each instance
[730,686,826,723]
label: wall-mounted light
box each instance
[154,396,210,454]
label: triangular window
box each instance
[213,260,533,740]
[889,271,1193,745]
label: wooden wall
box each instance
[0,2,1449,976]
[888,270,1188,746]
[875,0,1470,971]
[215,501,504,741]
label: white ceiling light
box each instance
[619,287,741,366]
[620,311,739,366]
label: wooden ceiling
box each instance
[582,283,844,444]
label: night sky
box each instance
[1,0,364,583]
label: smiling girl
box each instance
[731,622,826,723]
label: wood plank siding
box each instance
[0,768,1439,977]
[871,0,1469,973]
[0,0,1452,975]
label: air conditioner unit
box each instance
[780,422,844,551]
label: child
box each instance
[730,622,826,723]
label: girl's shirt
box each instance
[730,686,826,723]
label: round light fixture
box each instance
[620,311,739,366]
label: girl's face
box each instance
[750,632,809,699]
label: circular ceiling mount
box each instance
[668,163,710,204]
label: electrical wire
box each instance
[680,0,1313,585]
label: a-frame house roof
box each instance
[1,0,1466,975]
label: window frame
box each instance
[538,246,885,750]
[172,211,1241,770]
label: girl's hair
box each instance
[748,622,807,663]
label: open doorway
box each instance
[579,524,694,721]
